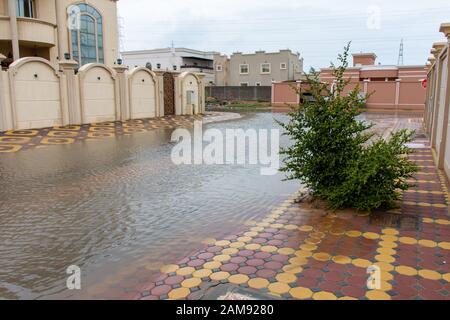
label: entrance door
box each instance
[163,73,175,116]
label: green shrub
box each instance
[278,44,418,212]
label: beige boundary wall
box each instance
[424,23,450,181]
[0,58,206,132]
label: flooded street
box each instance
[0,112,299,299]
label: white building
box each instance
[121,47,216,84]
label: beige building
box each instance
[0,0,120,68]
[424,23,450,182]
[213,49,303,87]
[0,1,206,132]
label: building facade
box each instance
[424,23,450,182]
[121,47,216,84]
[0,0,120,68]
[219,49,303,87]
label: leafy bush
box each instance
[278,44,418,212]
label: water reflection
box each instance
[0,113,298,299]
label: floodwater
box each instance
[0,112,299,299]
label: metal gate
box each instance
[163,72,175,116]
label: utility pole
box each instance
[397,39,404,66]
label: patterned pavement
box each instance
[131,119,450,301]
[0,113,225,153]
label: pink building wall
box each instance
[272,54,427,114]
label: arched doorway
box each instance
[163,72,175,116]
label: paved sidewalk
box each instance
[0,112,235,153]
[133,118,450,301]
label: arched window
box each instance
[70,4,104,66]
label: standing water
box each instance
[0,112,298,299]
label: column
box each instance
[55,0,67,61]
[113,65,129,121]
[8,0,20,61]
[59,60,80,124]
[395,79,401,115]
[437,23,450,169]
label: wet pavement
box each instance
[0,112,297,299]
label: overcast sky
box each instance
[118,0,450,70]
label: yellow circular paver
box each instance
[237,236,252,243]
[299,225,313,232]
[363,232,380,240]
[222,248,239,255]
[176,267,196,276]
[160,264,179,274]
[244,232,258,237]
[202,238,216,245]
[245,243,261,250]
[168,288,190,300]
[271,224,285,229]
[346,230,362,238]
[418,269,442,280]
[443,273,450,282]
[312,292,337,300]
[229,274,250,285]
[418,240,438,248]
[248,278,270,289]
[213,255,231,262]
[261,245,278,253]
[181,277,202,289]
[311,232,326,239]
[229,242,246,249]
[203,261,221,270]
[276,273,297,283]
[438,242,450,250]
[352,259,372,268]
[305,238,321,245]
[193,269,212,278]
[295,250,313,258]
[289,257,309,266]
[283,265,303,274]
[380,235,398,242]
[377,248,396,255]
[436,219,450,225]
[300,244,317,251]
[395,266,417,276]
[381,271,394,281]
[268,282,291,295]
[250,227,264,232]
[290,287,313,300]
[215,240,231,247]
[375,254,396,263]
[210,271,230,281]
[285,224,298,230]
[329,229,345,236]
[399,237,417,245]
[379,281,393,292]
[278,247,295,255]
[374,262,394,272]
[366,290,391,300]
[379,241,398,249]
[313,252,331,262]
[339,296,358,300]
[332,255,352,264]
[382,228,399,236]
[257,222,270,228]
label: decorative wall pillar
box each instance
[59,60,80,125]
[153,71,165,117]
[8,0,20,61]
[430,44,446,149]
[395,79,401,114]
[196,73,206,114]
[437,24,450,169]
[173,73,182,115]
[113,65,130,121]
